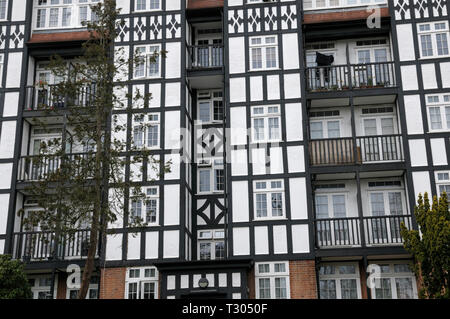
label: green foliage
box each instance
[17,0,169,298]
[400,192,450,298]
[0,255,32,299]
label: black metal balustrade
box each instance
[363,215,412,245]
[12,229,96,261]
[315,215,412,248]
[306,61,396,91]
[309,134,403,166]
[187,44,224,69]
[24,83,96,111]
[17,152,94,182]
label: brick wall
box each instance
[99,267,126,299]
[56,273,67,299]
[289,260,317,299]
[247,268,255,299]
[304,7,389,24]
[187,0,223,10]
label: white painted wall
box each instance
[233,227,250,256]
[285,103,302,141]
[105,234,123,261]
[0,194,9,234]
[163,230,179,258]
[145,231,159,259]
[409,139,428,167]
[273,225,288,254]
[165,42,181,79]
[232,181,249,222]
[291,224,309,253]
[127,233,141,260]
[164,184,180,225]
[403,95,424,134]
[0,121,16,159]
[430,138,448,166]
[289,178,308,220]
[254,226,269,255]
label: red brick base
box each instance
[99,267,126,299]
[289,260,317,299]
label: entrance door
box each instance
[195,38,223,68]
[361,116,398,161]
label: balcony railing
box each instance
[24,84,96,111]
[309,134,404,166]
[187,44,224,69]
[306,61,396,92]
[316,215,412,248]
[17,153,94,182]
[12,229,96,261]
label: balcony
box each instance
[187,44,223,70]
[17,153,94,182]
[306,61,396,92]
[309,134,404,166]
[24,84,96,112]
[12,229,97,262]
[315,215,412,248]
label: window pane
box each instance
[436,33,449,56]
[429,107,443,130]
[310,122,323,139]
[199,242,211,260]
[256,193,267,217]
[421,34,433,56]
[320,280,336,299]
[340,279,358,299]
[275,277,287,299]
[388,192,403,215]
[252,48,262,69]
[213,100,223,121]
[268,117,280,140]
[147,125,159,147]
[395,278,414,299]
[142,282,155,299]
[271,193,283,217]
[146,199,157,223]
[253,118,265,141]
[381,118,394,135]
[327,121,340,138]
[214,169,224,191]
[370,193,385,216]
[199,170,210,192]
[128,283,138,299]
[199,102,211,122]
[332,195,346,218]
[266,47,277,68]
[375,278,392,299]
[315,195,329,218]
[259,278,271,298]
[215,241,225,259]
[364,119,377,136]
[446,106,450,129]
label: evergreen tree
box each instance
[400,192,450,298]
[0,255,32,299]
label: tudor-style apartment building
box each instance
[0,0,448,299]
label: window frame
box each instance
[28,275,57,299]
[255,261,290,299]
[134,0,161,12]
[132,113,161,150]
[129,186,160,226]
[253,180,286,221]
[417,21,450,59]
[196,90,224,124]
[197,158,224,194]
[197,229,225,261]
[369,261,417,299]
[133,44,162,79]
[309,114,343,140]
[33,0,100,30]
[425,94,450,132]
[319,262,362,299]
[249,35,279,71]
[124,267,159,300]
[435,171,450,197]
[251,105,282,143]
[314,191,349,219]
[367,185,407,217]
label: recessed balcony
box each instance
[24,84,96,112]
[17,152,94,182]
[306,61,397,92]
[309,134,404,166]
[315,215,413,248]
[12,229,97,262]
